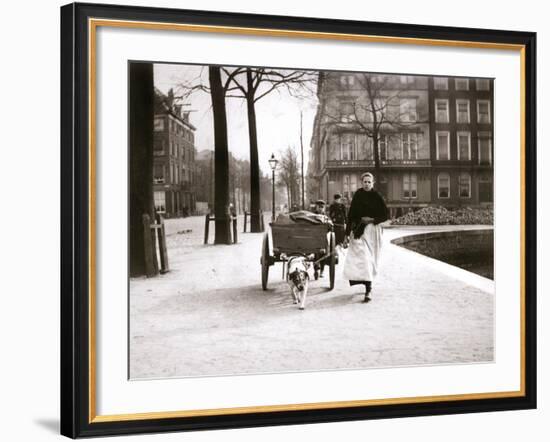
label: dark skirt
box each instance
[333,224,345,245]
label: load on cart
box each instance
[260,210,339,292]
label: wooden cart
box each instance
[260,223,337,291]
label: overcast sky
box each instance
[154,63,318,176]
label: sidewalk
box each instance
[130,218,494,379]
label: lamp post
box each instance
[268,154,278,222]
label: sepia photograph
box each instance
[128,61,495,380]
[57,2,537,438]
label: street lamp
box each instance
[268,154,279,222]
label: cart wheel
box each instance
[261,233,270,290]
[328,231,336,290]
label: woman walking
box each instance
[343,172,388,302]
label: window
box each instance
[339,75,355,88]
[343,175,350,199]
[154,117,164,131]
[379,134,388,161]
[154,191,166,213]
[402,133,419,160]
[477,100,491,123]
[357,135,373,160]
[388,134,401,160]
[153,164,165,184]
[434,77,448,90]
[339,101,354,122]
[435,99,449,123]
[459,173,471,198]
[154,139,165,153]
[479,175,493,202]
[455,78,469,90]
[372,98,386,121]
[400,75,415,84]
[456,99,470,123]
[478,137,492,165]
[476,79,490,90]
[436,131,450,160]
[328,135,339,160]
[403,173,418,199]
[386,98,400,121]
[340,134,355,160]
[438,173,450,198]
[457,131,471,160]
[400,98,417,122]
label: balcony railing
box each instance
[324,159,430,168]
[325,160,375,168]
[380,159,431,166]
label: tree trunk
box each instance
[129,62,158,277]
[287,185,291,208]
[246,69,262,232]
[209,66,231,244]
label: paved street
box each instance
[129,216,494,379]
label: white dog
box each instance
[286,256,310,310]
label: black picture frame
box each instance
[61,2,537,438]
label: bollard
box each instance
[243,211,249,233]
[232,216,238,243]
[156,213,169,274]
[142,214,158,277]
[204,213,210,244]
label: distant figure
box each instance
[343,172,389,303]
[313,199,329,221]
[229,203,236,218]
[328,193,347,246]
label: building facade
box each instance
[429,76,494,208]
[153,89,197,217]
[308,72,494,217]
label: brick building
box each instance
[153,88,197,217]
[308,72,493,217]
[428,76,494,207]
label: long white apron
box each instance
[343,223,383,282]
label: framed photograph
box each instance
[60,2,536,438]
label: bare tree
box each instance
[277,145,301,210]
[178,66,316,231]
[221,67,316,231]
[322,74,420,190]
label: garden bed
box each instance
[391,206,493,226]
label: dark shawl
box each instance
[328,202,347,225]
[345,188,388,236]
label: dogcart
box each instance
[260,223,338,291]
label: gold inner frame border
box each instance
[87,17,527,424]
